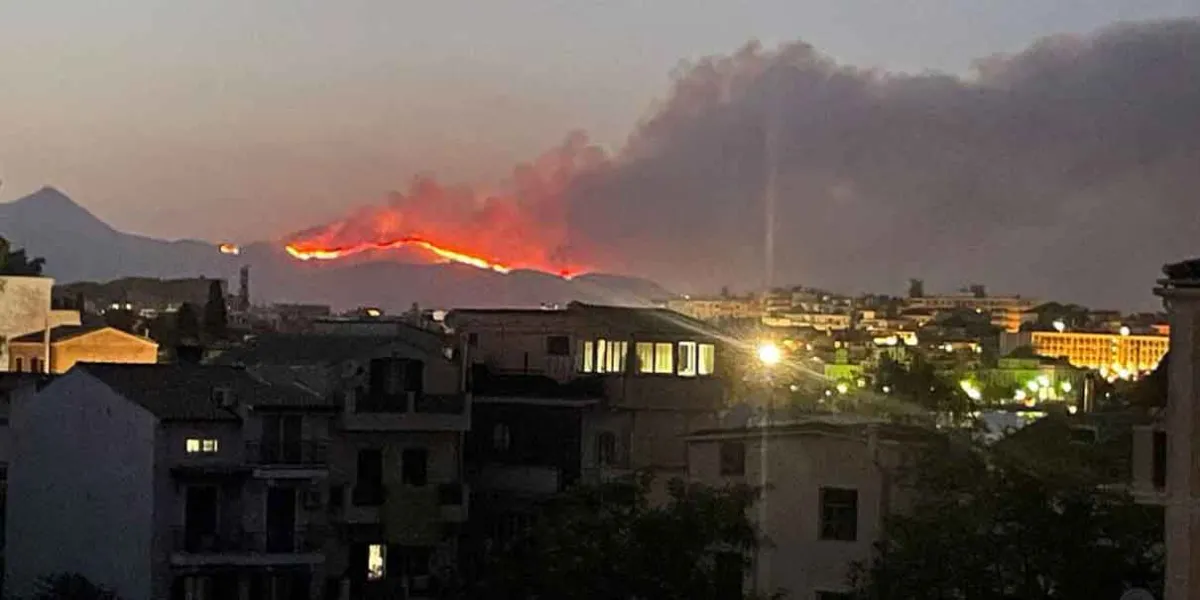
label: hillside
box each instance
[1,187,671,311]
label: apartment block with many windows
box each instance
[6,363,335,600]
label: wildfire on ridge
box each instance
[282,132,602,280]
[285,238,513,274]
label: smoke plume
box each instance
[292,18,1200,308]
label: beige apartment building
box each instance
[8,324,158,374]
[687,415,924,599]
[666,295,764,322]
[447,302,726,496]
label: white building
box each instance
[686,415,924,599]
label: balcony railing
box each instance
[351,484,387,506]
[171,527,324,554]
[355,392,410,414]
[244,441,329,466]
[437,482,464,506]
[415,393,465,414]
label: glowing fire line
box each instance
[285,238,513,274]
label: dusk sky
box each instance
[2,0,1194,243]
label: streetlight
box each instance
[757,342,782,367]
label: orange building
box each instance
[8,325,158,374]
[1002,329,1167,376]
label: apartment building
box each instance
[216,330,470,599]
[6,363,335,600]
[1133,259,1200,600]
[8,324,158,374]
[665,296,763,322]
[686,415,924,599]
[1001,329,1168,376]
[447,302,726,496]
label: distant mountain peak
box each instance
[1,186,115,236]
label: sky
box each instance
[1,1,1198,307]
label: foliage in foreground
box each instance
[24,573,121,600]
[851,436,1163,600]
[465,473,777,600]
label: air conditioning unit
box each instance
[303,487,324,509]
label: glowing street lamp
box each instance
[757,342,782,367]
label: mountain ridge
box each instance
[0,187,672,311]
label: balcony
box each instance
[169,527,325,566]
[438,482,469,522]
[244,440,329,466]
[343,391,470,432]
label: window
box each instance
[596,432,617,466]
[719,441,745,476]
[368,357,424,399]
[367,544,386,580]
[30,357,41,373]
[636,343,654,373]
[698,343,716,376]
[14,358,22,372]
[402,448,429,486]
[186,438,219,454]
[493,423,512,451]
[678,342,697,377]
[596,339,608,373]
[579,340,595,372]
[654,342,674,373]
[353,449,384,505]
[1153,430,1167,489]
[603,341,628,373]
[467,332,478,347]
[819,488,859,541]
[546,335,570,356]
[327,485,345,513]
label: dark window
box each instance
[14,358,22,372]
[819,488,858,541]
[546,335,570,356]
[402,448,429,486]
[353,449,384,505]
[1154,430,1167,489]
[596,432,617,466]
[30,357,41,373]
[467,332,479,347]
[719,441,746,476]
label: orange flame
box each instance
[282,132,599,281]
[285,238,513,274]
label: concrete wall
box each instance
[9,329,159,373]
[688,429,905,599]
[0,276,53,371]
[6,370,157,600]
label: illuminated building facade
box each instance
[1001,330,1168,376]
[665,296,763,322]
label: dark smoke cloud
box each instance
[567,19,1200,309]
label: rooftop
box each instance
[212,330,447,366]
[77,363,327,421]
[10,324,129,344]
[450,301,721,337]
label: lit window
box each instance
[654,343,674,374]
[186,438,219,454]
[367,544,386,580]
[636,343,654,373]
[678,342,697,377]
[596,339,609,373]
[698,344,716,376]
[606,341,628,373]
[579,341,594,373]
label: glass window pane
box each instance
[699,344,716,375]
[654,343,674,374]
[581,341,594,373]
[596,340,608,373]
[636,343,654,373]
[678,342,697,377]
[608,341,627,373]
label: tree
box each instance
[202,280,227,340]
[175,302,201,342]
[0,236,46,276]
[29,573,121,600]
[872,355,976,425]
[851,437,1163,600]
[465,473,775,600]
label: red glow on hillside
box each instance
[283,132,601,279]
